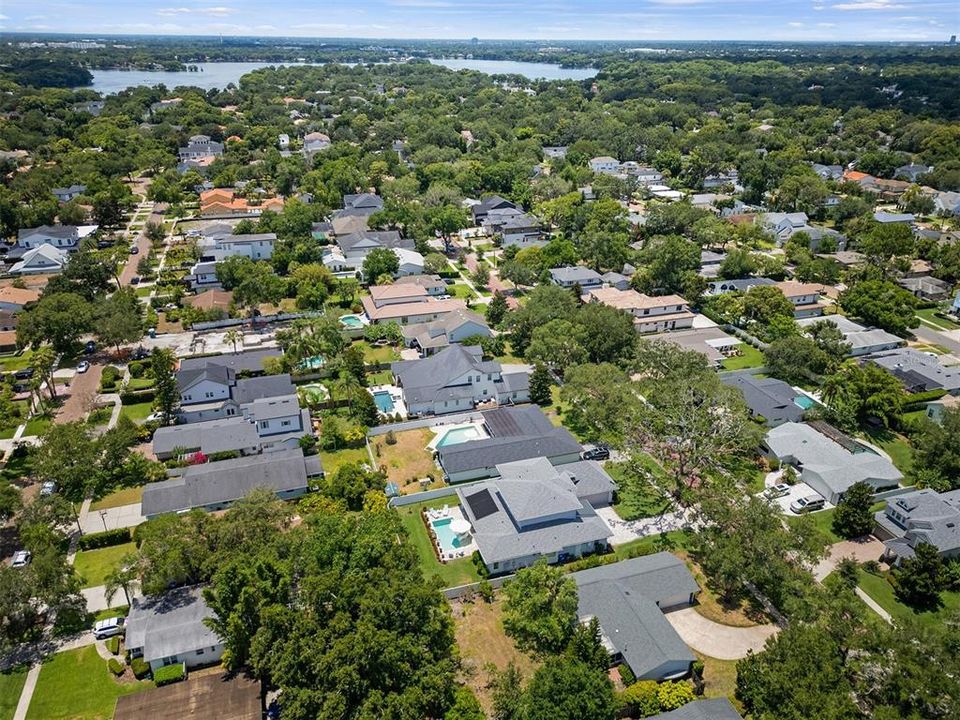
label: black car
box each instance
[581,445,610,461]
[132,346,150,360]
[13,368,34,380]
[84,341,96,354]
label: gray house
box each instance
[438,405,583,483]
[125,586,224,673]
[796,316,904,357]
[572,553,699,681]
[141,448,322,518]
[400,308,491,357]
[875,488,960,565]
[471,195,519,224]
[549,266,603,290]
[721,372,805,426]
[868,348,960,394]
[52,184,85,202]
[152,416,262,460]
[706,278,776,296]
[456,457,615,573]
[647,699,743,720]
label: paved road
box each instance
[665,607,779,660]
[812,537,886,582]
[53,364,103,424]
[118,205,159,287]
[914,324,960,356]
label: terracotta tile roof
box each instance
[0,286,41,306]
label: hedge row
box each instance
[120,389,156,405]
[902,388,948,413]
[77,527,132,551]
[154,663,185,687]
[107,658,124,676]
[106,636,120,655]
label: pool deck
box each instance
[426,505,477,561]
[426,420,488,451]
[369,384,407,418]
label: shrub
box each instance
[77,527,132,550]
[618,663,636,686]
[477,579,495,603]
[120,389,156,405]
[618,680,659,717]
[471,550,490,578]
[128,361,146,378]
[106,636,120,655]
[657,681,695,711]
[691,659,704,679]
[107,658,125,676]
[153,663,185,687]
[385,429,397,445]
[130,657,151,679]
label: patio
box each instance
[424,504,478,562]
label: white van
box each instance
[790,495,825,514]
[93,617,125,640]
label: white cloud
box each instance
[831,0,907,10]
[156,6,235,17]
[818,22,837,27]
[788,21,805,27]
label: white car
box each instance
[763,483,791,500]
[146,411,165,423]
[790,495,826,514]
[40,481,57,496]
[93,617,125,640]
[76,361,90,373]
[11,550,31,568]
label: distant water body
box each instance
[85,58,596,95]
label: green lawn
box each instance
[0,447,34,484]
[607,459,673,521]
[319,445,370,476]
[395,494,482,588]
[857,568,960,629]
[119,401,154,424]
[448,284,477,300]
[0,665,29,720]
[721,344,765,371]
[609,530,692,562]
[73,542,137,589]
[863,427,914,474]
[788,507,842,544]
[21,414,52,438]
[126,377,155,391]
[354,341,400,365]
[365,369,393,385]
[916,308,960,331]
[0,350,33,372]
[91,486,144,511]
[26,645,152,720]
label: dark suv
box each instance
[581,445,610,461]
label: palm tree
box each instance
[332,371,362,409]
[223,329,243,355]
[104,556,139,607]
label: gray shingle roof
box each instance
[125,586,222,664]
[179,349,282,375]
[708,278,776,294]
[231,374,295,404]
[177,364,233,394]
[572,553,700,679]
[877,488,960,560]
[337,230,413,253]
[648,698,743,720]
[721,372,804,426]
[392,345,497,407]
[550,266,603,284]
[216,233,277,244]
[869,349,960,393]
[152,417,260,456]
[142,448,320,516]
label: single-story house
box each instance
[875,488,960,565]
[141,448,322,518]
[764,421,902,504]
[550,266,603,290]
[124,586,224,673]
[796,316,904,357]
[867,348,960,394]
[898,275,952,301]
[706,278,776,296]
[926,394,960,424]
[601,271,631,291]
[646,327,743,368]
[9,244,70,275]
[646,699,743,720]
[572,553,699,681]
[457,457,614,573]
[52,184,86,202]
[721,372,806,426]
[874,211,915,224]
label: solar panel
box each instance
[465,488,499,520]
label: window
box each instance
[281,420,292,427]
[205,391,215,398]
[184,394,192,401]
[196,648,205,655]
[259,420,269,429]
[226,408,235,416]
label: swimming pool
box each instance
[432,517,469,553]
[339,314,365,328]
[794,395,815,410]
[373,391,395,413]
[435,425,483,448]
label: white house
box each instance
[9,244,69,275]
[178,135,224,162]
[209,233,276,261]
[589,156,621,175]
[278,133,290,149]
[16,224,97,250]
[774,281,825,318]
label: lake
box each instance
[85,58,597,95]
[427,58,597,81]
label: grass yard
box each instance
[318,445,370,476]
[863,427,914,474]
[354,340,400,365]
[26,645,153,720]
[789,502,886,545]
[86,406,113,427]
[395,494,481,587]
[93,606,128,623]
[0,448,34,484]
[452,596,540,715]
[126,377,155,391]
[493,341,525,365]
[22,414,52,438]
[607,460,673,521]
[365,369,393,385]
[448,283,477,300]
[119,401,154,424]
[695,651,741,708]
[370,428,438,491]
[721,344,765,371]
[73,542,137,589]
[0,350,33,372]
[91,486,144,511]
[857,568,960,629]
[608,530,692,562]
[916,308,960,331]
[0,665,29,720]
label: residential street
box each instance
[53,364,103,424]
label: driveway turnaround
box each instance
[813,538,887,581]
[665,607,778,660]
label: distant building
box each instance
[589,156,621,175]
[178,135,223,163]
[51,184,85,202]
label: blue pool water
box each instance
[432,517,468,553]
[373,391,395,413]
[435,426,482,448]
[794,395,815,410]
[340,314,364,328]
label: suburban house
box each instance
[764,421,902,504]
[488,211,544,248]
[323,230,416,275]
[874,211,915,225]
[706,277,776,296]
[601,271,631,291]
[124,586,225,673]
[199,189,284,218]
[15,224,97,252]
[400,307,491,356]
[584,287,695,333]
[894,163,931,182]
[394,247,425,276]
[759,212,808,243]
[543,146,568,159]
[278,133,290,149]
[152,416,262,460]
[183,289,233,314]
[0,286,40,312]
[437,405,583,483]
[699,250,726,278]
[549,266,603,290]
[867,348,960,394]
[572,553,699,681]
[390,344,529,417]
[647,327,743,368]
[471,195,519,225]
[589,156,622,175]
[647,699,743,720]
[812,163,844,180]
[721,372,806,426]
[773,281,825,318]
[51,184,85,202]
[186,261,220,289]
[395,274,447,296]
[361,284,467,325]
[302,131,331,157]
[633,166,665,186]
[141,448,322,518]
[875,488,960,565]
[898,275,952,301]
[9,244,70,275]
[176,365,301,426]
[935,191,960,216]
[456,456,615,573]
[796,316,904,357]
[198,230,277,262]
[178,135,224,162]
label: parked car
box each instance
[40,481,57,496]
[76,361,90,373]
[790,495,825,514]
[145,411,165,423]
[131,276,141,285]
[84,340,96,354]
[93,617,125,640]
[11,550,31,568]
[581,445,610,461]
[763,483,791,500]
[13,368,33,380]
[132,346,150,360]
[129,245,139,255]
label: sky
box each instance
[1,0,957,42]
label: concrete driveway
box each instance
[813,537,886,581]
[595,505,692,546]
[665,607,779,660]
[79,503,145,534]
[767,481,833,516]
[81,585,130,613]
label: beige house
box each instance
[584,287,695,333]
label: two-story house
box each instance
[361,284,467,325]
[15,224,97,253]
[205,232,277,262]
[585,287,695,333]
[589,156,621,175]
[774,281,825,318]
[178,134,224,162]
[471,195,519,225]
[323,230,417,275]
[875,488,960,566]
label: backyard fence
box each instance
[442,575,516,600]
[367,411,485,436]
